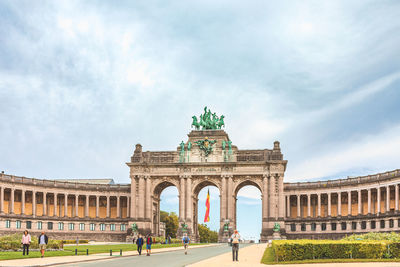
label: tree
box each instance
[160,211,179,238]
[198,224,218,243]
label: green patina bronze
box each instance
[195,137,217,157]
[179,141,185,163]
[131,223,138,233]
[223,221,229,232]
[181,222,188,233]
[191,106,225,130]
[273,222,281,232]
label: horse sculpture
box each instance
[217,115,225,129]
[191,116,200,130]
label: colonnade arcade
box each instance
[287,185,400,219]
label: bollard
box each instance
[110,249,112,256]
[120,249,122,256]
[75,249,77,255]
[86,249,89,255]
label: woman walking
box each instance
[21,230,31,256]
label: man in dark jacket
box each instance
[136,235,144,255]
[38,231,49,258]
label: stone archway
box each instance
[191,179,221,241]
[233,179,263,241]
[152,180,180,236]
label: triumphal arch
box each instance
[127,107,287,242]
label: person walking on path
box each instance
[38,231,48,258]
[146,234,153,256]
[21,230,31,256]
[136,234,144,255]
[182,233,190,255]
[230,230,241,262]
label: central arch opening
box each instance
[154,181,179,239]
[235,183,262,243]
[194,181,220,243]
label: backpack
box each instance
[183,237,189,243]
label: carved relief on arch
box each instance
[152,177,180,197]
[191,177,221,197]
[233,175,263,197]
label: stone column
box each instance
[0,187,4,214]
[32,191,36,217]
[277,175,285,219]
[10,188,15,214]
[261,175,268,219]
[297,194,301,217]
[21,190,25,215]
[131,177,136,219]
[85,195,89,217]
[317,193,321,217]
[106,195,110,218]
[338,192,342,216]
[396,184,399,212]
[368,189,371,214]
[179,176,185,220]
[117,195,121,218]
[127,196,130,218]
[138,176,145,219]
[145,177,151,220]
[348,191,352,216]
[54,193,58,217]
[228,176,233,220]
[386,185,390,213]
[269,176,275,218]
[75,195,79,217]
[286,195,290,218]
[358,190,362,215]
[221,176,227,220]
[64,194,68,217]
[328,192,331,217]
[43,192,47,216]
[377,187,381,214]
[307,194,311,217]
[186,177,192,222]
[96,195,100,218]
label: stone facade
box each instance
[0,128,399,242]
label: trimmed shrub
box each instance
[62,240,89,244]
[0,233,62,251]
[272,240,389,262]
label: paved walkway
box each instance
[188,243,267,267]
[0,244,219,267]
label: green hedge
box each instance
[271,240,400,262]
[0,234,62,251]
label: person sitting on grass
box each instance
[146,234,153,256]
[21,230,31,256]
[38,231,48,258]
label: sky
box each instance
[1,0,400,241]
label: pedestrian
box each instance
[21,230,31,256]
[136,234,144,255]
[230,229,241,262]
[146,234,153,256]
[182,233,190,255]
[38,231,49,258]
[168,235,171,244]
[76,236,79,246]
[132,236,136,244]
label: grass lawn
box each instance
[0,243,203,261]
[261,247,400,265]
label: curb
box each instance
[2,244,223,267]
